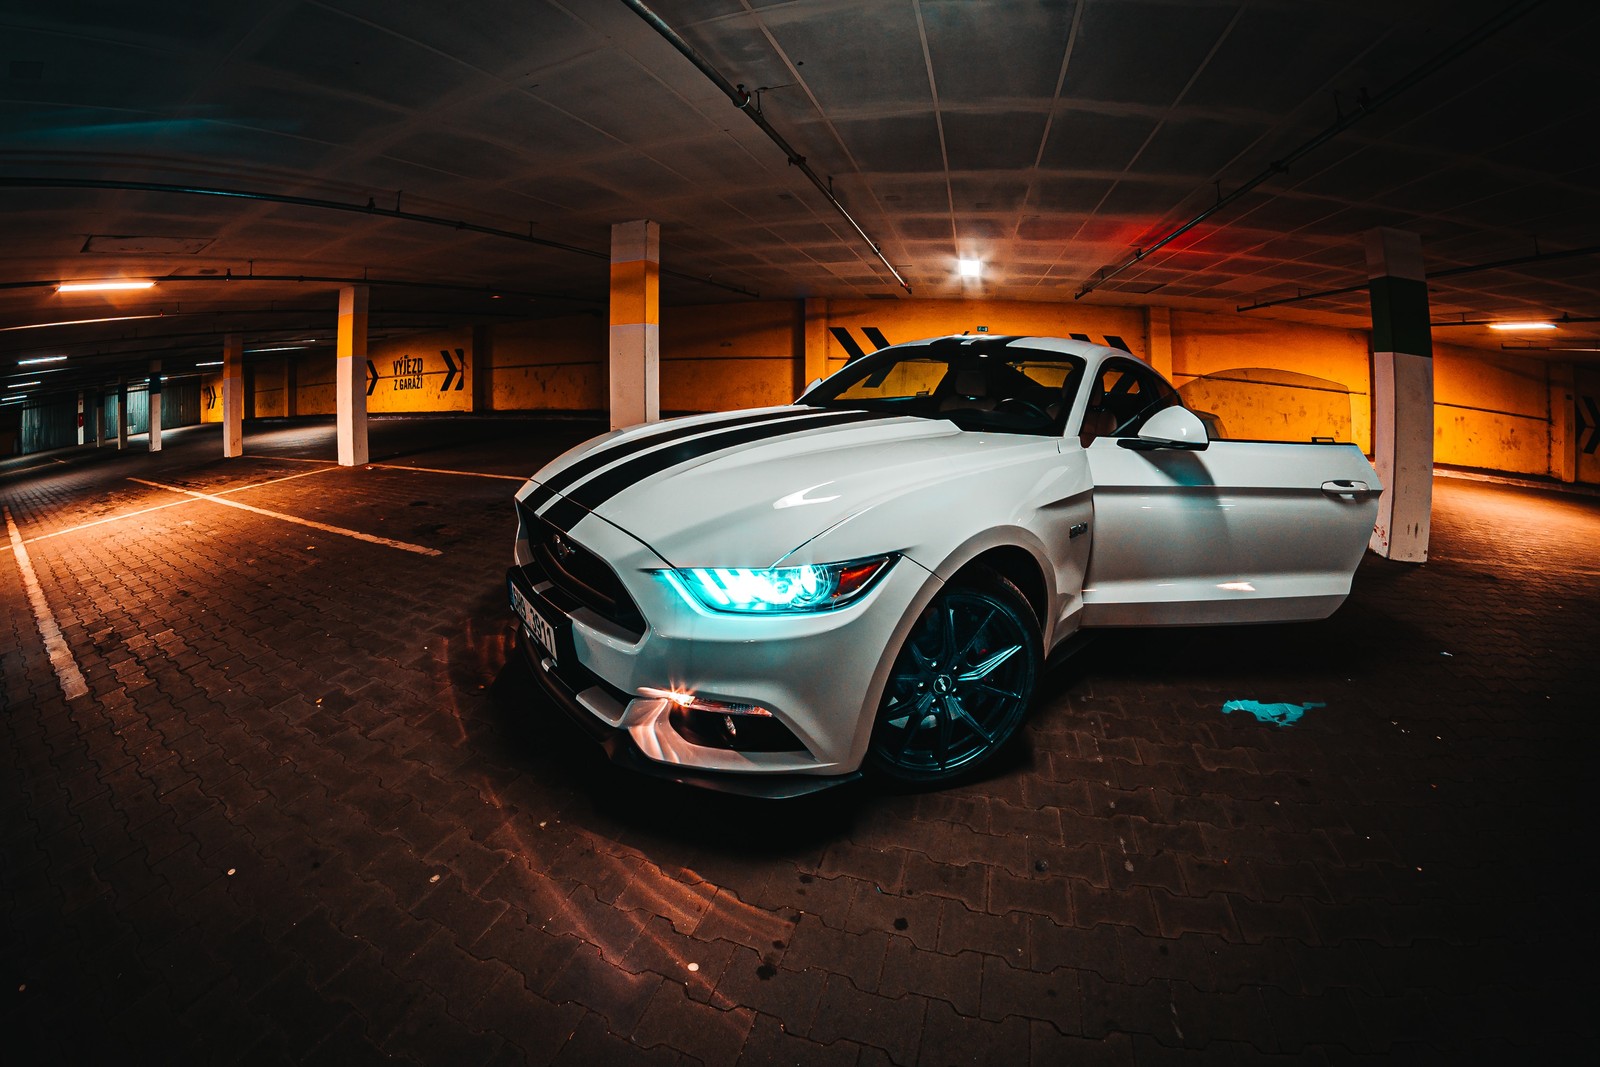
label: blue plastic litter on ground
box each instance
[1221,700,1326,727]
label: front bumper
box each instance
[506,509,934,789]
[508,593,861,798]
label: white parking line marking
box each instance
[4,466,341,548]
[129,477,442,556]
[370,462,526,482]
[4,505,89,701]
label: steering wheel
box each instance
[994,397,1054,423]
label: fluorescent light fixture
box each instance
[7,380,41,389]
[0,314,164,333]
[1488,321,1556,331]
[18,355,68,365]
[0,395,27,404]
[957,259,982,278]
[194,361,223,368]
[245,345,311,353]
[57,279,156,293]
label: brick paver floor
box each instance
[3,417,1595,1063]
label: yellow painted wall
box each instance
[297,351,335,416]
[488,315,606,412]
[200,372,222,423]
[366,330,473,413]
[1432,342,1551,475]
[661,302,801,411]
[216,295,1578,484]
[251,357,289,418]
[1169,310,1372,451]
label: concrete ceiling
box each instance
[3,0,1598,397]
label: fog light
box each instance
[637,686,773,717]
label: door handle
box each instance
[1321,479,1369,498]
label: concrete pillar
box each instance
[223,334,244,458]
[802,297,830,397]
[76,391,86,446]
[608,220,659,430]
[116,378,127,451]
[1365,227,1433,563]
[147,360,163,453]
[1549,363,1576,484]
[92,391,105,448]
[336,285,370,466]
[1145,306,1174,379]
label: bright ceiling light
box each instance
[57,279,157,293]
[957,259,982,278]
[18,355,68,365]
[195,361,223,367]
[1488,321,1556,331]
[7,380,41,389]
[0,395,28,404]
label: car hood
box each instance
[531,408,1054,568]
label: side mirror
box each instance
[796,377,823,403]
[1117,406,1210,451]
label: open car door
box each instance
[1077,358,1380,626]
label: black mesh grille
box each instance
[517,498,646,637]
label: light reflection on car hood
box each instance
[545,411,1059,568]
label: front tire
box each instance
[868,570,1040,784]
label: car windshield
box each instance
[804,342,1085,436]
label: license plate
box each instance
[510,582,558,662]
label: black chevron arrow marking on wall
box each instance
[1579,395,1600,455]
[830,327,893,363]
[440,348,465,392]
[366,360,378,397]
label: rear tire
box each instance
[867,569,1040,784]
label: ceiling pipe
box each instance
[1076,0,1547,301]
[618,0,912,295]
[1,272,594,305]
[0,176,759,299]
[1238,243,1600,313]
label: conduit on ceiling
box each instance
[1075,0,1548,301]
[618,0,913,295]
[1238,244,1600,313]
[0,176,759,300]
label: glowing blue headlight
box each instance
[665,556,895,614]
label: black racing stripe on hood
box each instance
[522,407,824,514]
[538,408,889,531]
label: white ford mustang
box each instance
[508,335,1379,795]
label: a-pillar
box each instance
[1366,227,1433,562]
[116,377,128,450]
[147,360,163,453]
[609,220,659,430]
[76,391,86,446]
[336,285,369,466]
[223,334,244,458]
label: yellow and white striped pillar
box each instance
[223,334,244,458]
[609,220,660,430]
[336,285,370,466]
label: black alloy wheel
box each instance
[868,569,1040,784]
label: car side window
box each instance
[1084,360,1179,439]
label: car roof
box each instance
[891,334,1150,369]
